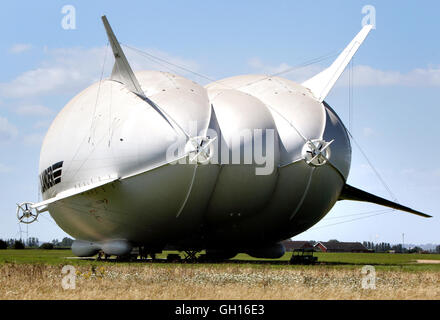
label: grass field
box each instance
[0,249,439,299]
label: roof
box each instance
[281,240,315,250]
[315,241,368,251]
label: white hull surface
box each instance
[42,71,347,248]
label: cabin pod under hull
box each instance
[71,239,132,257]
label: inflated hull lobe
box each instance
[43,71,350,246]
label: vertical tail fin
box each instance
[302,25,373,102]
[101,15,146,98]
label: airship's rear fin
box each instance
[101,15,146,98]
[302,25,373,102]
[339,184,432,218]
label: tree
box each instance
[6,239,14,248]
[436,245,440,254]
[408,246,423,254]
[13,240,25,249]
[40,243,54,250]
[26,237,39,248]
[0,240,7,250]
[60,237,74,247]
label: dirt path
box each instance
[416,259,440,264]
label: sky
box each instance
[0,1,439,245]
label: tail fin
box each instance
[302,25,373,102]
[102,15,146,98]
[339,184,432,218]
[101,16,188,137]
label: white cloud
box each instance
[362,127,375,137]
[33,120,52,129]
[247,57,264,69]
[247,57,322,82]
[9,43,32,54]
[0,116,18,141]
[337,65,440,87]
[23,133,45,146]
[124,46,200,77]
[16,105,53,116]
[247,57,440,88]
[0,46,200,99]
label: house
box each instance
[281,240,315,252]
[314,240,369,253]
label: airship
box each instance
[16,16,431,260]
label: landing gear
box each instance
[96,251,112,261]
[139,246,161,261]
[183,250,200,262]
[115,254,136,262]
[166,253,182,263]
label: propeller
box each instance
[16,202,39,224]
[187,136,217,164]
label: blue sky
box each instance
[0,1,439,245]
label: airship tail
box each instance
[102,15,145,97]
[302,25,373,102]
[339,184,432,218]
[101,15,190,138]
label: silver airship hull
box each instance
[20,18,429,258]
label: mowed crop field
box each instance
[0,249,439,300]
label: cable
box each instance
[121,43,217,83]
[342,55,398,203]
[125,45,187,76]
[89,42,110,141]
[61,42,110,183]
[121,42,341,91]
[38,213,59,227]
[66,43,110,184]
[322,208,391,220]
[348,58,353,132]
[348,132,399,203]
[237,49,341,89]
[309,209,395,230]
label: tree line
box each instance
[363,241,440,253]
[0,237,74,250]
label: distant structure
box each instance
[314,240,369,253]
[281,240,315,251]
